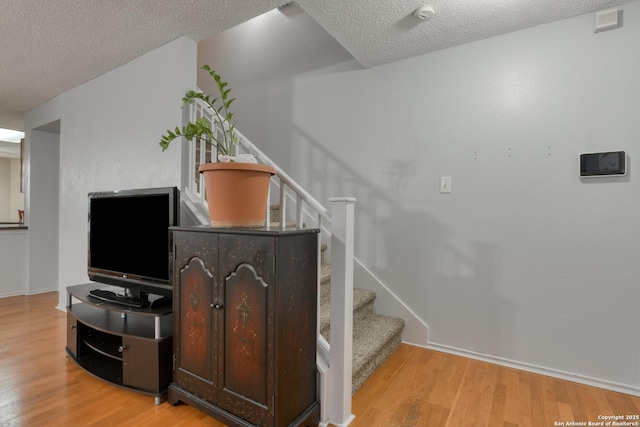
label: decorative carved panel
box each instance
[179,257,214,383]
[224,263,268,406]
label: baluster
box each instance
[296,194,304,228]
[279,183,286,230]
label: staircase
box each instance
[320,263,405,393]
[272,206,405,394]
[183,96,408,425]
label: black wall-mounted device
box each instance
[580,151,626,177]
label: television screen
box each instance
[87,187,179,298]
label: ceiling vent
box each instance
[278,2,294,10]
[594,8,619,33]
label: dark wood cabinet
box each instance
[168,227,320,427]
[65,283,173,404]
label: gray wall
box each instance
[0,229,28,296]
[25,37,196,307]
[0,109,24,132]
[199,4,640,392]
[27,129,59,295]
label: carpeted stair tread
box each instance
[351,313,405,393]
[267,221,300,229]
[271,200,406,395]
[320,287,376,340]
[320,264,331,286]
[269,204,316,230]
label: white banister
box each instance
[327,197,356,427]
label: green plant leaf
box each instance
[160,65,238,156]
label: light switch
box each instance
[440,177,452,194]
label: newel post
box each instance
[328,197,356,427]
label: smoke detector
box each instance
[413,5,435,21]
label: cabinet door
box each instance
[122,338,159,393]
[173,232,219,403]
[66,311,78,357]
[274,233,319,426]
[122,337,172,394]
[217,234,275,426]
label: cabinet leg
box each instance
[155,396,161,406]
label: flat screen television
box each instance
[87,187,179,303]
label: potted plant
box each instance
[160,65,275,228]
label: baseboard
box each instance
[0,290,27,299]
[26,287,58,296]
[0,287,58,299]
[427,342,640,397]
[321,414,355,427]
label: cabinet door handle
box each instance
[118,345,128,353]
[70,325,76,330]
[211,303,224,310]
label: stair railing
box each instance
[184,97,355,427]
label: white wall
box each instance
[27,129,59,295]
[0,229,28,296]
[24,37,197,307]
[0,109,24,132]
[199,3,640,393]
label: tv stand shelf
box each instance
[66,283,173,404]
[83,330,122,359]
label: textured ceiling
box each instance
[303,0,636,67]
[0,0,636,116]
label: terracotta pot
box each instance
[198,162,275,228]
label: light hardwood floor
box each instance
[1,292,638,426]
